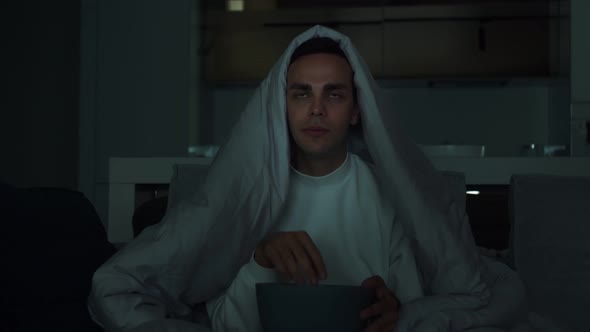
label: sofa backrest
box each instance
[510,174,590,330]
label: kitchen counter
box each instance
[430,157,590,184]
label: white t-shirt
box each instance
[206,153,423,331]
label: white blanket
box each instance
[89,25,529,332]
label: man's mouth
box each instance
[303,127,329,137]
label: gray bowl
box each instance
[256,283,376,332]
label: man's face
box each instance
[286,53,359,159]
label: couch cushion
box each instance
[1,185,114,331]
[510,174,590,330]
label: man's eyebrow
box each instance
[288,83,311,90]
[324,83,350,90]
[288,83,351,90]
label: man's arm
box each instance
[206,251,281,332]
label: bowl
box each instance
[256,283,376,332]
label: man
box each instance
[89,26,526,332]
[205,37,423,332]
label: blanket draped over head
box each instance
[89,25,527,332]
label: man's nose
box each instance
[309,96,325,116]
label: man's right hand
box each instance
[254,231,327,285]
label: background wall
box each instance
[204,79,569,157]
[80,0,196,224]
[1,0,80,190]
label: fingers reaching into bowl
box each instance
[254,231,328,285]
[360,275,400,332]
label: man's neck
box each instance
[293,149,348,177]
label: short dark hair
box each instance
[289,37,357,105]
[289,37,349,65]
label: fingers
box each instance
[289,241,319,284]
[279,246,300,283]
[376,287,398,306]
[360,293,399,332]
[360,286,400,320]
[264,246,291,280]
[296,232,328,280]
[363,315,396,332]
[360,297,389,320]
[260,231,327,284]
[361,275,386,289]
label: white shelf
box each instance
[430,157,590,185]
[107,157,212,244]
[108,157,212,184]
[110,156,590,185]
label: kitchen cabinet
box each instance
[338,24,384,77]
[203,23,383,81]
[383,19,548,78]
[204,26,301,81]
[203,2,557,81]
[203,7,383,81]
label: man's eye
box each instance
[295,92,309,98]
[329,93,343,99]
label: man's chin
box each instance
[299,146,339,160]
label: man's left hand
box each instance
[360,275,400,332]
